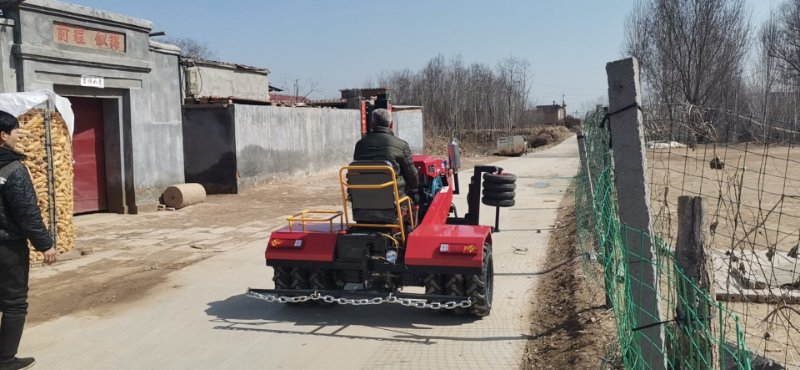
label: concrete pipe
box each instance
[163,183,206,209]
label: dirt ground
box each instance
[647,144,800,367]
[521,186,621,370]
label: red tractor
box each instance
[247,142,516,317]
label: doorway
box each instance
[70,97,108,213]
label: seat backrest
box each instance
[347,161,399,224]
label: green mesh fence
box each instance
[575,111,752,369]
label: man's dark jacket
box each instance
[353,126,419,194]
[0,147,53,251]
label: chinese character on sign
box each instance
[56,25,70,42]
[73,29,85,45]
[54,23,125,53]
[80,75,104,89]
[109,34,121,51]
[95,32,107,48]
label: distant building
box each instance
[534,101,567,126]
[268,93,310,106]
[311,88,389,109]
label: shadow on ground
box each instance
[205,294,533,345]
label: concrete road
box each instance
[21,136,579,370]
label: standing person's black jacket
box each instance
[353,126,419,195]
[0,147,53,251]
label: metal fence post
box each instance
[606,57,667,370]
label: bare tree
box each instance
[272,76,320,103]
[752,1,800,140]
[625,0,750,109]
[374,54,535,143]
[161,37,217,60]
[762,1,800,83]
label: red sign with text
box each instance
[53,23,126,53]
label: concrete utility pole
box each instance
[606,57,667,370]
[676,196,717,369]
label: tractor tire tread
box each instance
[273,266,292,290]
[290,268,310,290]
[483,173,517,184]
[309,268,333,291]
[483,182,516,192]
[445,274,465,297]
[467,243,493,317]
[424,274,445,295]
[482,197,516,207]
[482,190,516,200]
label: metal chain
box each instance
[247,291,472,310]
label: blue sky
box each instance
[67,0,776,115]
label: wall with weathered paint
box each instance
[182,105,425,193]
[233,105,360,190]
[135,43,184,208]
[0,19,16,93]
[187,61,269,101]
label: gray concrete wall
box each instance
[133,44,184,209]
[189,61,269,101]
[393,110,424,154]
[233,105,360,190]
[0,19,16,93]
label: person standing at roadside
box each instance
[0,110,56,370]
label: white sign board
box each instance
[80,75,104,89]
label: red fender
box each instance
[405,183,491,269]
[265,223,342,262]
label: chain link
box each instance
[247,290,472,310]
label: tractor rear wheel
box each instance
[288,268,311,306]
[272,266,292,290]
[445,274,468,315]
[466,243,493,317]
[424,274,445,295]
[309,268,334,291]
[424,274,447,313]
[309,268,335,306]
[290,268,310,290]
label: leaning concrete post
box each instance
[676,196,717,369]
[606,57,667,370]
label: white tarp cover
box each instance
[0,90,74,137]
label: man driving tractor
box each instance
[352,108,419,200]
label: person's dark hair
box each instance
[371,108,392,128]
[0,110,19,135]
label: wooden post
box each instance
[607,57,667,370]
[676,196,717,369]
